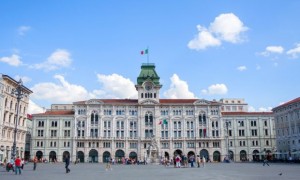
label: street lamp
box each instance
[11,79,25,159]
[225,121,230,161]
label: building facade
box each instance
[30,110,74,162]
[272,97,300,160]
[222,112,275,161]
[30,64,276,163]
[0,74,32,161]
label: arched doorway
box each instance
[89,149,98,163]
[200,149,209,159]
[252,150,259,162]
[77,151,84,163]
[164,152,170,160]
[173,149,182,156]
[129,151,137,160]
[103,151,111,163]
[213,151,221,162]
[115,149,125,163]
[49,151,57,162]
[229,150,234,161]
[187,151,195,157]
[240,150,247,161]
[36,151,43,161]
[63,151,70,162]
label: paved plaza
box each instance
[0,162,299,180]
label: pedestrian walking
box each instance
[14,156,22,175]
[202,156,206,167]
[263,157,270,166]
[33,156,38,170]
[105,158,112,171]
[21,158,25,169]
[65,156,70,173]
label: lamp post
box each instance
[225,121,230,161]
[11,79,25,159]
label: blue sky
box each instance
[1,0,300,113]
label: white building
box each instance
[222,112,275,161]
[0,74,32,161]
[272,97,300,160]
[30,110,74,162]
[30,63,276,163]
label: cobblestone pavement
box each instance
[0,162,299,180]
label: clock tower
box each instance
[135,63,162,104]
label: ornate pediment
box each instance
[194,99,210,105]
[140,99,159,105]
[85,99,103,105]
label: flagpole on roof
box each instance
[147,46,149,64]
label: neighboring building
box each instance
[31,110,74,162]
[222,112,275,161]
[24,115,32,160]
[30,63,276,163]
[220,98,248,112]
[0,74,32,161]
[272,97,300,160]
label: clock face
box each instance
[144,82,153,91]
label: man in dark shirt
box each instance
[65,156,70,173]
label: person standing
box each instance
[65,156,70,173]
[196,155,200,168]
[33,156,38,170]
[14,156,22,175]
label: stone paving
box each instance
[0,162,299,180]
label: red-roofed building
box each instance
[29,64,277,163]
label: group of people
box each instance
[162,155,206,168]
[4,156,25,174]
[3,156,39,175]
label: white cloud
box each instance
[0,54,22,66]
[248,106,255,112]
[248,106,272,112]
[210,13,248,43]
[201,83,228,95]
[31,49,72,71]
[188,13,248,50]
[96,73,137,99]
[260,45,284,57]
[187,26,221,50]
[237,66,247,71]
[14,75,31,84]
[30,75,92,103]
[18,26,31,36]
[28,100,44,114]
[287,43,300,58]
[258,107,272,112]
[163,74,196,99]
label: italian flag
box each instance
[159,119,168,125]
[141,49,148,55]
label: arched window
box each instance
[141,93,143,98]
[10,100,13,109]
[5,98,8,107]
[91,113,95,124]
[145,112,153,126]
[95,114,99,124]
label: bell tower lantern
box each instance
[135,63,162,104]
